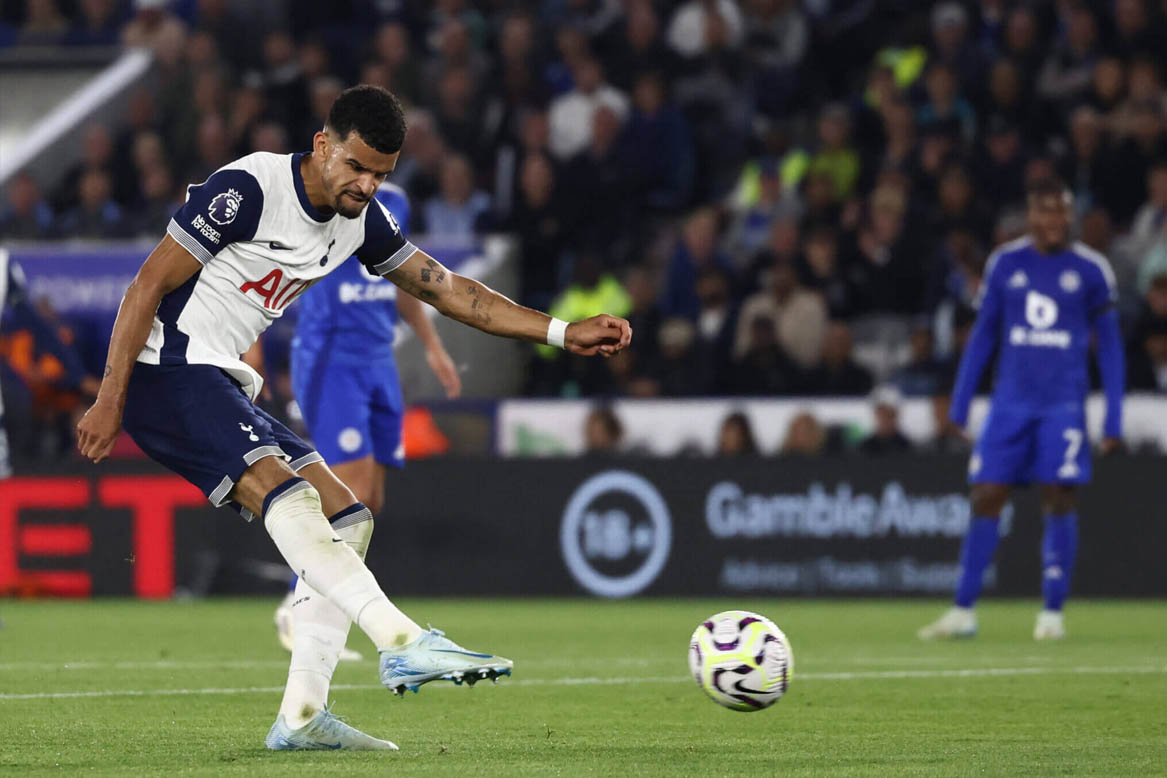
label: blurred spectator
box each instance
[301,76,344,143]
[1001,6,1044,85]
[734,251,826,369]
[422,154,491,238]
[1036,5,1099,109]
[808,103,860,203]
[983,60,1040,146]
[891,323,949,398]
[622,265,663,368]
[919,394,970,454]
[250,121,290,155]
[540,254,632,362]
[661,207,734,320]
[724,158,800,260]
[0,174,54,239]
[976,117,1027,208]
[666,0,743,59]
[57,169,127,238]
[716,411,759,456]
[65,0,122,45]
[549,56,629,160]
[1128,272,1167,392]
[780,411,825,456]
[583,406,624,453]
[917,63,975,144]
[930,164,992,245]
[743,0,808,116]
[1107,100,1167,225]
[503,152,568,309]
[256,30,309,133]
[134,165,178,237]
[619,71,694,213]
[562,105,634,255]
[643,317,710,396]
[194,0,254,71]
[928,1,984,90]
[122,0,187,70]
[1110,0,1166,60]
[434,66,486,167]
[1127,162,1167,261]
[603,1,670,92]
[694,267,737,386]
[859,385,912,455]
[19,0,67,45]
[796,226,853,319]
[393,109,445,205]
[729,314,799,396]
[372,22,424,106]
[424,17,490,101]
[846,185,931,315]
[53,124,117,213]
[801,322,873,396]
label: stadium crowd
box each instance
[1,0,1166,435]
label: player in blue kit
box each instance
[919,178,1124,642]
[272,182,461,659]
[76,85,632,750]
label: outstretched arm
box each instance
[1093,305,1125,450]
[386,250,632,357]
[77,234,203,462]
[949,268,1003,429]
[397,289,461,398]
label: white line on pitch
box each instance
[1,665,1164,701]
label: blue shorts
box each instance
[122,363,323,507]
[291,352,405,468]
[969,404,1091,486]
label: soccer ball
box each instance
[688,610,793,711]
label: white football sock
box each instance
[278,506,372,729]
[263,483,422,653]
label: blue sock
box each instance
[954,516,1001,608]
[1041,513,1078,611]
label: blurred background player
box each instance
[271,181,461,660]
[919,178,1124,642]
[0,251,99,480]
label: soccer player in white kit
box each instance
[76,85,632,751]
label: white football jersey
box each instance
[138,152,416,400]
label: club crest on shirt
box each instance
[208,188,244,225]
[1059,270,1081,293]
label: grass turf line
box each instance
[0,598,1163,777]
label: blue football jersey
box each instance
[951,235,1124,436]
[292,183,411,365]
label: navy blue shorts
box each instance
[969,404,1091,486]
[291,352,405,468]
[122,363,323,508]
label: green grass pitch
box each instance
[1,598,1164,776]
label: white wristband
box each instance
[546,317,568,349]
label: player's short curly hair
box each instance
[325,85,407,154]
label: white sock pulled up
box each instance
[263,481,422,655]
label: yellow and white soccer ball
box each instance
[688,610,793,711]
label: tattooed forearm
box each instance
[420,259,446,284]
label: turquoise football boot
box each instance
[379,627,513,696]
[265,705,397,751]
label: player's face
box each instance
[315,130,399,218]
[1027,192,1072,252]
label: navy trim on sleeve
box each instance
[170,168,264,263]
[357,197,417,275]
